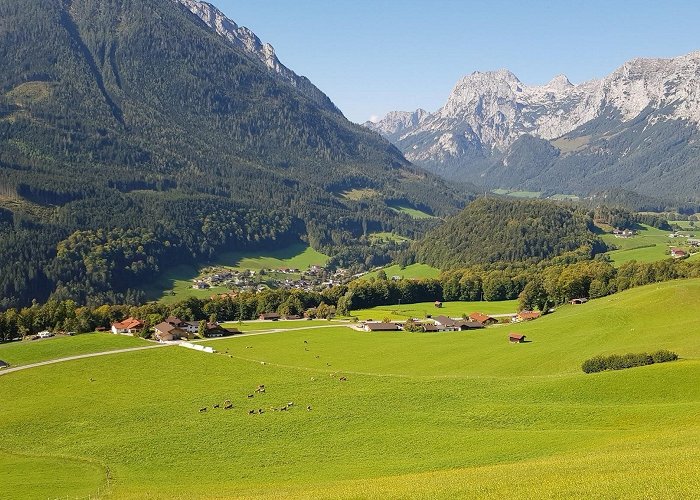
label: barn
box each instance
[509,333,526,343]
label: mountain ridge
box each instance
[366,51,700,199]
[174,0,341,114]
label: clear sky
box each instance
[214,0,700,123]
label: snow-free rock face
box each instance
[175,0,340,113]
[366,51,700,198]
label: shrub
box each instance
[651,350,679,363]
[581,350,678,373]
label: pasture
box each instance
[360,263,441,281]
[0,280,699,498]
[0,333,147,367]
[601,224,674,265]
[141,243,329,304]
[387,203,436,219]
[351,299,518,321]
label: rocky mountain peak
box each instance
[174,0,340,113]
[544,74,573,90]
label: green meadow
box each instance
[0,333,147,367]
[351,299,518,321]
[361,263,441,281]
[601,224,674,265]
[387,203,436,219]
[0,280,698,498]
[141,243,329,304]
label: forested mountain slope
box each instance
[0,0,465,308]
[413,197,605,268]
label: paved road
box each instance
[0,324,351,376]
[0,344,165,377]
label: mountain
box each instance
[367,52,700,199]
[0,0,465,308]
[412,197,605,269]
[175,0,340,114]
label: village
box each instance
[190,264,351,294]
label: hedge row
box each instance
[581,350,678,373]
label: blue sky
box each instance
[215,0,700,123]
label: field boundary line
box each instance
[0,344,166,376]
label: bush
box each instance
[582,350,678,373]
[651,350,679,363]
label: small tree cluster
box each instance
[581,350,678,373]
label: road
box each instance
[0,344,165,377]
[0,324,351,376]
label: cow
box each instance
[199,407,207,413]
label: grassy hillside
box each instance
[351,299,518,321]
[361,263,441,281]
[0,280,698,498]
[140,244,329,304]
[0,333,147,367]
[601,224,673,265]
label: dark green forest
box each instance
[412,197,606,268]
[0,0,467,308]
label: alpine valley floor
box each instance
[0,280,699,498]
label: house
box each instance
[154,322,187,342]
[283,314,302,320]
[570,298,589,305]
[514,311,541,322]
[671,248,687,258]
[469,313,498,325]
[202,323,240,338]
[111,317,145,335]
[183,321,202,334]
[364,322,400,332]
[192,281,210,290]
[259,312,281,321]
[509,333,526,343]
[433,315,484,331]
[37,330,54,339]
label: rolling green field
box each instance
[1,280,699,498]
[0,333,147,367]
[387,203,436,219]
[141,244,329,304]
[361,263,441,281]
[601,224,674,265]
[492,188,542,198]
[367,232,411,244]
[351,299,518,321]
[219,319,342,332]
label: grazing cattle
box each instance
[315,355,320,359]
[304,340,308,344]
[199,407,207,413]
[258,408,264,414]
[224,403,233,410]
[213,404,220,409]
[306,405,312,411]
[246,346,252,349]
[248,394,254,398]
[310,377,315,381]
[89,378,95,382]
[248,409,256,414]
[339,376,347,382]
[280,406,287,411]
[287,402,294,407]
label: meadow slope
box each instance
[0,280,698,498]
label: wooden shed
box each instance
[509,333,526,343]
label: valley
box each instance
[1,0,699,497]
[0,280,698,498]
